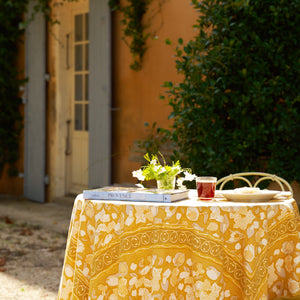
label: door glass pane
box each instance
[75,45,83,71]
[85,104,89,130]
[85,43,89,70]
[75,14,83,42]
[75,104,83,130]
[75,74,82,101]
[85,13,89,40]
[85,74,89,101]
[73,13,89,132]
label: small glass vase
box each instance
[157,177,176,190]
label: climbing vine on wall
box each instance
[0,0,75,177]
[109,0,165,71]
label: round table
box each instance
[58,193,300,300]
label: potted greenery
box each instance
[132,153,195,190]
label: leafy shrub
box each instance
[0,1,26,176]
[162,0,300,182]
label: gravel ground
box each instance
[0,215,67,299]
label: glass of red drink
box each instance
[196,177,217,200]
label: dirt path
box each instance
[0,216,67,299]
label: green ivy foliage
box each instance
[162,0,300,182]
[109,0,166,71]
[0,1,27,176]
[0,0,75,177]
[109,0,153,71]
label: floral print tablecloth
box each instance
[57,194,300,300]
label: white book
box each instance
[83,186,189,203]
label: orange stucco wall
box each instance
[111,0,198,184]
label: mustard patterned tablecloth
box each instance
[57,194,300,300]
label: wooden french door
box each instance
[55,0,111,197]
[68,3,89,194]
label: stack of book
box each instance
[83,186,190,203]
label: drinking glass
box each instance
[196,177,217,200]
